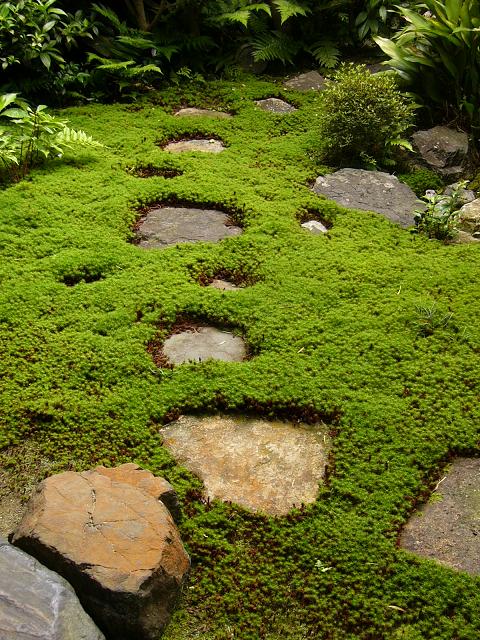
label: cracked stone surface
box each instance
[400,458,480,575]
[163,327,246,364]
[313,168,422,228]
[283,71,325,92]
[12,465,190,640]
[255,98,296,113]
[209,279,240,291]
[136,207,242,249]
[0,537,105,640]
[174,108,232,118]
[301,220,329,234]
[412,126,468,177]
[164,138,226,153]
[160,415,331,515]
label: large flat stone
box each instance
[174,108,232,119]
[412,126,468,176]
[313,168,422,228]
[283,71,325,92]
[163,327,246,364]
[0,537,105,640]
[400,458,480,575]
[255,98,296,113]
[160,415,331,515]
[164,139,225,153]
[136,207,242,249]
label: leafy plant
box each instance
[0,93,101,182]
[412,181,468,241]
[414,302,453,336]
[317,63,415,166]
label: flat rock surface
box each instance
[313,168,422,228]
[160,415,331,515]
[412,126,468,174]
[163,327,246,364]
[12,466,190,640]
[164,139,225,153]
[255,98,296,113]
[174,108,232,118]
[400,458,480,574]
[283,71,325,91]
[301,220,328,234]
[209,279,240,290]
[0,537,105,640]
[136,207,242,249]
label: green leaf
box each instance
[40,53,51,70]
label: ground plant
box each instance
[413,181,468,241]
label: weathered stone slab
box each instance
[163,327,246,364]
[0,537,105,640]
[174,108,232,119]
[412,126,469,177]
[255,98,296,113]
[209,279,240,290]
[313,168,422,228]
[458,198,480,233]
[160,415,331,515]
[283,71,325,92]
[164,139,225,153]
[400,458,480,574]
[136,207,242,249]
[12,466,190,640]
[301,220,328,234]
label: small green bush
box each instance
[318,63,415,167]
[398,168,444,197]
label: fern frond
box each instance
[271,0,309,25]
[310,38,340,68]
[251,32,299,64]
[217,3,271,27]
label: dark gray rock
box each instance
[444,182,476,205]
[412,126,469,177]
[313,168,422,228]
[255,98,296,113]
[136,207,242,249]
[0,537,105,640]
[163,327,246,364]
[283,71,325,92]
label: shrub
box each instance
[412,181,468,241]
[318,63,415,167]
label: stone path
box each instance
[160,415,331,515]
[163,327,246,364]
[136,207,242,249]
[255,98,296,113]
[164,139,225,153]
[175,108,232,119]
[400,458,480,575]
[283,71,325,92]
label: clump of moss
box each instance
[398,168,445,197]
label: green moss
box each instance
[398,168,445,197]
[1,78,480,639]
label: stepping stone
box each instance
[255,98,296,113]
[301,220,328,234]
[412,126,468,178]
[136,207,242,249]
[283,71,325,92]
[0,537,105,640]
[209,279,240,290]
[164,139,225,153]
[163,327,246,364]
[313,168,422,228]
[400,458,480,575]
[160,415,331,515]
[175,108,232,119]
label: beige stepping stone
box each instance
[160,415,331,515]
[164,139,225,153]
[302,220,328,234]
[163,327,246,364]
[255,98,296,113]
[175,108,232,118]
[209,279,240,291]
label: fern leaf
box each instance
[271,0,309,25]
[251,32,299,64]
[310,39,340,69]
[218,3,271,27]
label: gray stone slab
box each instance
[283,71,325,92]
[313,168,422,228]
[136,207,242,249]
[0,538,105,640]
[209,279,240,291]
[160,415,331,515]
[164,139,226,153]
[301,220,328,234]
[174,108,232,119]
[412,126,468,176]
[163,327,246,364]
[400,458,480,575]
[255,98,296,113]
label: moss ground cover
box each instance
[1,77,479,639]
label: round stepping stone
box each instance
[164,139,225,153]
[175,108,232,119]
[160,415,331,515]
[313,168,423,228]
[301,220,329,234]
[163,327,246,364]
[209,279,240,291]
[283,71,325,92]
[400,458,480,575]
[255,98,296,113]
[136,207,242,249]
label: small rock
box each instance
[163,327,246,365]
[255,98,296,113]
[444,182,475,204]
[366,62,394,74]
[458,198,480,233]
[174,108,232,119]
[0,537,105,640]
[209,279,240,291]
[164,139,225,153]
[412,126,469,176]
[12,466,190,640]
[283,71,325,92]
[454,230,480,244]
[301,220,329,234]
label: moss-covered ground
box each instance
[1,77,479,639]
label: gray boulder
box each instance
[283,71,325,92]
[412,126,469,177]
[0,537,104,640]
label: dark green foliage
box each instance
[1,77,480,639]
[398,168,444,198]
